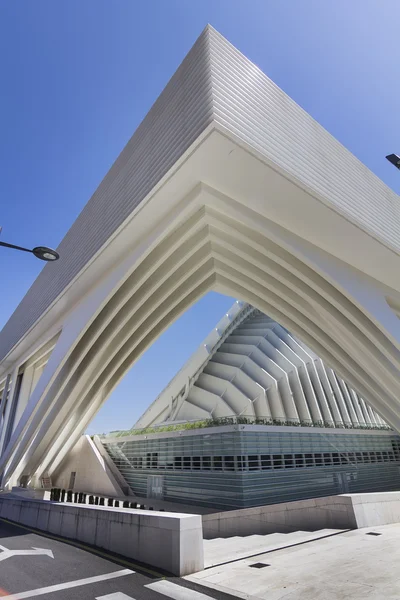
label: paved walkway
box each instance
[187,524,400,599]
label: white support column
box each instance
[326,369,352,425]
[312,361,342,426]
[0,366,19,456]
[359,398,372,425]
[349,389,366,425]
[266,329,321,423]
[336,378,359,426]
[279,331,334,424]
[0,374,11,436]
[365,403,378,426]
[12,365,34,435]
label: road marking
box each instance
[96,594,135,599]
[0,569,134,599]
[0,545,54,562]
[0,517,164,577]
[145,580,213,599]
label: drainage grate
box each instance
[249,562,270,569]
[366,532,382,536]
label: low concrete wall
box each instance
[0,497,204,576]
[202,492,400,538]
[202,495,356,539]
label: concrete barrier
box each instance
[0,497,204,575]
[203,492,400,539]
[349,491,400,528]
[202,495,356,538]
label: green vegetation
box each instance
[98,416,392,439]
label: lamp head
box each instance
[32,246,59,261]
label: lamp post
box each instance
[0,240,59,262]
[386,154,400,170]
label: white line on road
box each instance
[0,569,134,599]
[96,593,135,599]
[145,580,214,599]
[0,547,54,562]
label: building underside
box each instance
[1,26,400,493]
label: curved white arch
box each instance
[2,192,400,488]
[0,27,400,489]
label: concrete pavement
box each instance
[187,523,400,599]
[4,511,400,599]
[0,519,236,599]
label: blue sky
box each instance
[0,1,399,433]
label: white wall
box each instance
[349,492,400,528]
[52,435,122,496]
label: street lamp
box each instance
[386,154,400,170]
[0,240,59,262]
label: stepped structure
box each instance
[100,302,400,510]
[134,302,387,429]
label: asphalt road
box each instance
[0,519,237,600]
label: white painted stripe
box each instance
[1,569,134,599]
[145,580,212,600]
[96,594,135,600]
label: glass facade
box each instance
[102,426,400,510]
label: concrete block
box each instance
[138,524,173,570]
[0,497,203,575]
[176,522,205,576]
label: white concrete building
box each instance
[97,303,400,510]
[134,301,387,430]
[1,25,400,492]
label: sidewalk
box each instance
[186,524,400,599]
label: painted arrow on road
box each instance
[0,545,54,561]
